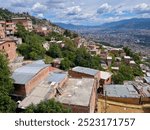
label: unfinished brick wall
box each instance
[0,40,17,62]
[25,67,50,96]
[99,95,140,105]
[69,70,100,79]
[69,70,100,89]
[14,84,26,97]
[58,76,68,88]
[13,67,50,96]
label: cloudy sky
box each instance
[1,0,150,25]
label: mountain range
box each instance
[56,18,150,54]
[56,18,150,31]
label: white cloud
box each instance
[1,0,150,25]
[97,3,112,14]
[45,0,66,9]
[66,6,82,15]
[72,13,93,20]
[11,0,33,7]
[32,2,47,13]
[133,3,150,14]
[37,13,44,18]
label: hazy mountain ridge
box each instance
[56,18,150,30]
[101,18,150,30]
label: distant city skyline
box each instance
[0,0,150,25]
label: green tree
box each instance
[0,92,16,113]
[44,55,53,64]
[62,50,76,62]
[74,47,101,70]
[112,63,134,84]
[60,58,72,70]
[16,24,46,60]
[64,30,72,38]
[123,47,141,64]
[45,32,64,41]
[132,65,143,76]
[63,38,76,52]
[25,99,71,113]
[47,44,62,58]
[0,53,16,112]
[0,53,13,94]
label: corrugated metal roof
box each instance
[72,66,99,76]
[18,72,67,108]
[12,61,50,85]
[14,66,44,74]
[12,73,33,85]
[124,81,150,97]
[104,85,139,98]
[47,72,67,83]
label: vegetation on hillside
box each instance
[16,23,102,70]
[25,99,71,113]
[0,53,16,112]
[123,47,141,64]
[16,24,46,60]
[112,62,143,84]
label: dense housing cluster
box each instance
[0,12,150,113]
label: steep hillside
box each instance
[0,8,58,28]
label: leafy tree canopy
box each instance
[47,44,62,58]
[25,99,71,113]
[0,53,16,112]
[0,53,13,94]
[16,24,46,60]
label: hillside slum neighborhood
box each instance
[0,17,150,113]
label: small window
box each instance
[2,46,4,49]
[8,44,10,47]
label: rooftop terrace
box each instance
[56,78,95,107]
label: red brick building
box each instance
[0,21,16,37]
[12,61,51,97]
[12,17,33,31]
[69,66,100,80]
[69,66,100,88]
[17,66,68,109]
[0,39,17,62]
